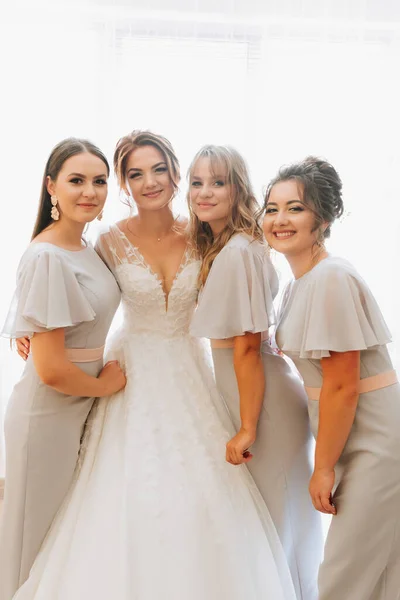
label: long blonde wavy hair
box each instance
[188,145,263,287]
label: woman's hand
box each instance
[16,337,30,360]
[98,360,127,396]
[226,427,255,465]
[309,467,337,515]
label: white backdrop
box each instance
[1,0,400,479]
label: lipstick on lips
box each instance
[143,189,163,198]
[273,230,295,239]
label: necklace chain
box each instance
[126,215,180,243]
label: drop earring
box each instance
[51,195,60,221]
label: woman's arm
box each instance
[31,328,126,397]
[225,332,265,466]
[310,350,360,515]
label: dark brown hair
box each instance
[264,156,344,238]
[32,138,110,240]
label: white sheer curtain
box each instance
[1,0,400,484]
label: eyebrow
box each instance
[266,199,303,205]
[192,174,227,180]
[68,172,107,178]
[128,162,167,173]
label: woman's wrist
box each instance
[240,423,257,438]
[314,459,335,472]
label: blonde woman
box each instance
[12,132,296,600]
[189,145,323,600]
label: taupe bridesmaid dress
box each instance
[190,233,323,600]
[0,242,120,600]
[276,255,400,600]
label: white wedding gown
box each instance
[13,225,296,600]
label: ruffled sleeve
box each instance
[280,258,392,359]
[190,239,277,339]
[2,247,96,338]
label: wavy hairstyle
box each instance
[113,130,181,201]
[32,138,110,240]
[188,145,263,287]
[263,156,344,240]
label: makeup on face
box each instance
[125,146,174,211]
[262,180,319,256]
[190,157,232,233]
[49,153,108,224]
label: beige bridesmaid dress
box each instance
[276,255,400,600]
[190,233,323,600]
[0,242,120,600]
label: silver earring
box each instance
[51,195,60,221]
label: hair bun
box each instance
[303,156,344,219]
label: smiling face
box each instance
[189,156,233,234]
[125,145,175,211]
[47,152,108,224]
[263,179,324,257]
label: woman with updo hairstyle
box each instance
[0,138,125,599]
[263,156,400,600]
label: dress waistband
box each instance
[211,338,235,349]
[65,345,105,363]
[305,370,398,401]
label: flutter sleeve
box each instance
[280,261,392,359]
[190,243,276,339]
[2,247,96,338]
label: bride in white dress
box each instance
[13,131,296,600]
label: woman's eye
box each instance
[70,177,83,184]
[264,207,277,214]
[289,206,304,212]
[155,167,167,173]
[214,180,224,187]
[129,173,140,179]
[191,181,201,187]
[95,178,107,185]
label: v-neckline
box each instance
[113,224,192,312]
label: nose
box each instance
[199,184,212,199]
[274,209,289,226]
[143,172,157,189]
[82,183,96,198]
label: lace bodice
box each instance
[96,224,200,338]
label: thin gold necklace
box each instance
[126,215,180,243]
